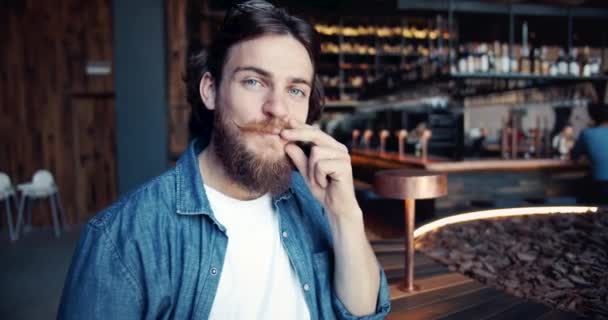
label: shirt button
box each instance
[210,267,218,276]
[303,283,310,291]
[282,231,288,238]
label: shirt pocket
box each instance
[312,251,337,320]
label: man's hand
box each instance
[281,118,382,316]
[281,118,360,222]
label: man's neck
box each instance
[198,141,264,201]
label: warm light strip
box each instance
[414,206,599,239]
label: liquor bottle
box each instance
[588,53,602,76]
[569,48,580,77]
[467,43,476,73]
[500,43,510,73]
[450,47,458,75]
[510,46,519,74]
[593,55,601,76]
[488,44,496,74]
[520,45,531,74]
[557,49,568,75]
[480,43,490,73]
[541,46,550,75]
[458,45,467,74]
[581,46,592,77]
[520,22,531,74]
[533,47,542,75]
[493,41,502,73]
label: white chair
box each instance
[0,172,17,241]
[16,170,67,239]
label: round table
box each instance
[374,169,447,292]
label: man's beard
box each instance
[211,108,294,196]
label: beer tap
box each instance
[396,129,407,157]
[379,130,390,153]
[534,115,542,158]
[352,129,361,149]
[420,129,432,161]
[511,114,518,160]
[363,129,373,150]
[501,116,509,159]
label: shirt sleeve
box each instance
[57,224,143,319]
[571,130,587,160]
[331,263,392,320]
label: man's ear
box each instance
[199,72,216,110]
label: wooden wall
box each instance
[167,0,219,162]
[0,0,117,226]
[167,0,191,161]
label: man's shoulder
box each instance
[88,167,178,232]
[586,126,608,136]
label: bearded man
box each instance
[58,1,390,319]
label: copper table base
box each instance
[374,169,447,292]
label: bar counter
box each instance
[350,148,587,173]
[350,148,590,216]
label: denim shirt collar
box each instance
[175,137,295,217]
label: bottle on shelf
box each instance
[449,47,458,75]
[557,48,568,76]
[587,51,602,76]
[479,43,490,73]
[493,41,502,73]
[541,46,551,75]
[520,45,531,74]
[510,46,519,74]
[520,22,531,74]
[457,45,468,74]
[581,46,592,77]
[569,48,580,77]
[500,43,510,73]
[488,44,496,73]
[533,47,542,75]
[467,43,476,73]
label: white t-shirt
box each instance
[205,184,311,320]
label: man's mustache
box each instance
[233,118,291,134]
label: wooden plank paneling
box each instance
[71,96,117,222]
[1,0,116,226]
[167,0,190,159]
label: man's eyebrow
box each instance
[232,65,312,88]
[290,77,312,88]
[232,66,271,78]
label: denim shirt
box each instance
[58,138,391,319]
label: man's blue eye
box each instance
[289,88,304,97]
[243,79,260,87]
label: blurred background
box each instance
[1,0,607,318]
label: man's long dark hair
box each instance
[185,0,324,141]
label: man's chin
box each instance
[247,141,289,161]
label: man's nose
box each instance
[262,89,289,120]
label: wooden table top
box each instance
[374,170,448,200]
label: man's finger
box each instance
[281,127,345,150]
[285,143,308,179]
[314,159,345,188]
